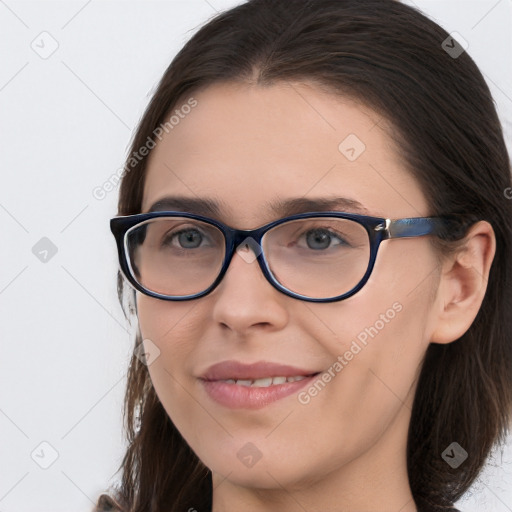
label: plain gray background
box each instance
[1,1,511,510]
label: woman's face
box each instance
[137,81,441,502]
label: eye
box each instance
[163,227,208,249]
[298,228,350,250]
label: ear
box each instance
[429,220,496,344]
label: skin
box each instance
[136,81,495,511]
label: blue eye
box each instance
[299,228,350,250]
[160,225,216,251]
[167,228,205,249]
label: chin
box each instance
[210,460,299,489]
[200,441,320,491]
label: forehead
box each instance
[142,81,429,227]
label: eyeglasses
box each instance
[110,211,473,303]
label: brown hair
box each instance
[94,0,512,510]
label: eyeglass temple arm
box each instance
[384,216,475,240]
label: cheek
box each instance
[297,243,437,423]
[136,294,203,408]
[137,294,186,340]
[136,293,208,354]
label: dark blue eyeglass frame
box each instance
[110,211,474,303]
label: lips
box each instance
[199,360,320,409]
[201,360,319,380]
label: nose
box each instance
[210,241,289,334]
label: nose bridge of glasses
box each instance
[229,228,265,265]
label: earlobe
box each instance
[429,221,496,345]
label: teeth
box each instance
[221,375,309,387]
[252,377,273,387]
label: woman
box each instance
[96,0,512,510]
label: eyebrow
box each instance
[146,195,370,217]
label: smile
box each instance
[199,361,321,409]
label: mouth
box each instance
[199,361,321,409]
